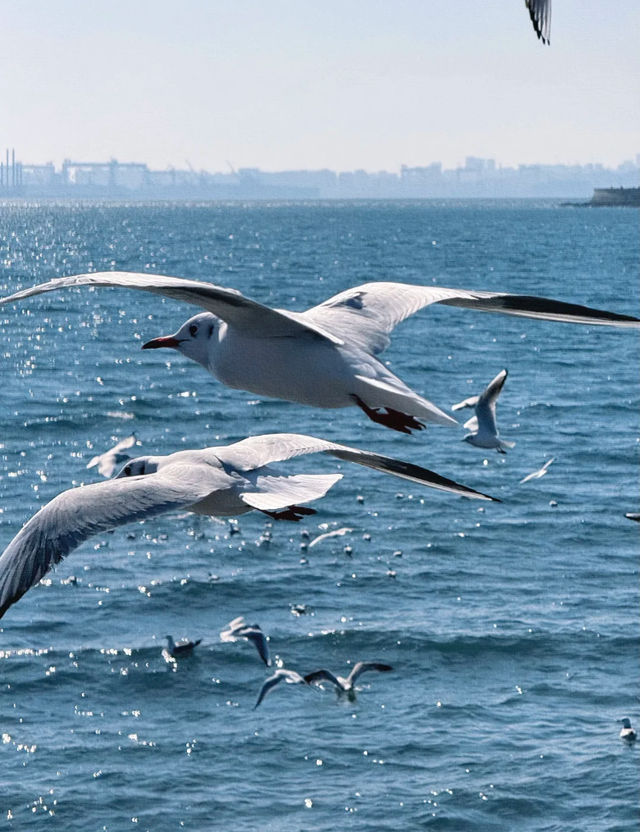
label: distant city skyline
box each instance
[2,1,639,173]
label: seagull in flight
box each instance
[304,661,392,699]
[1,272,637,434]
[86,434,139,478]
[162,634,202,661]
[253,668,309,709]
[0,432,497,620]
[220,616,270,666]
[460,369,515,454]
[520,458,555,483]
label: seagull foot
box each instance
[352,395,426,434]
[262,506,317,522]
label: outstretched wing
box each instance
[213,433,498,502]
[0,271,342,342]
[0,462,219,619]
[302,282,640,354]
[347,662,393,685]
[525,0,551,44]
[475,369,508,437]
[304,669,343,689]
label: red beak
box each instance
[142,336,181,350]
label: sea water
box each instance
[0,200,638,831]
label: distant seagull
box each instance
[308,527,353,548]
[162,634,202,661]
[253,668,309,709]
[220,616,270,667]
[619,718,637,742]
[304,661,392,699]
[520,458,555,483]
[624,513,640,523]
[462,369,515,454]
[0,432,496,620]
[1,273,638,434]
[525,0,551,45]
[86,434,138,478]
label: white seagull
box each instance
[0,432,497,619]
[1,272,638,434]
[304,661,392,698]
[308,527,353,548]
[461,369,515,454]
[619,718,637,742]
[162,634,202,661]
[520,458,555,484]
[86,434,139,478]
[253,668,309,709]
[220,616,270,667]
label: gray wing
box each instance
[244,627,271,667]
[253,669,306,709]
[452,395,480,412]
[346,662,393,685]
[475,369,508,437]
[0,271,341,342]
[303,669,343,689]
[302,282,640,355]
[0,462,220,619]
[214,433,498,502]
[525,0,551,44]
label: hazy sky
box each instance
[2,0,639,172]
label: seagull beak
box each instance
[142,335,181,350]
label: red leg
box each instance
[351,395,426,434]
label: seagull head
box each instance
[114,455,160,478]
[620,718,633,729]
[142,312,218,370]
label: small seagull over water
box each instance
[520,458,555,484]
[304,661,393,699]
[86,434,138,478]
[619,718,637,742]
[220,616,270,667]
[2,272,638,434]
[162,634,202,661]
[460,369,515,454]
[253,668,309,709]
[0,433,496,620]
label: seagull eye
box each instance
[189,324,198,337]
[124,465,132,476]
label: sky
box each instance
[2,0,639,173]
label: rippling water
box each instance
[0,200,638,830]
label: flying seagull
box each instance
[162,634,202,660]
[0,432,497,619]
[461,369,515,453]
[86,434,139,478]
[525,0,551,45]
[1,272,638,434]
[253,668,309,709]
[520,457,555,483]
[220,616,270,666]
[304,661,392,698]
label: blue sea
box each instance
[0,200,638,831]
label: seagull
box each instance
[525,0,551,45]
[1,273,637,434]
[461,369,515,454]
[619,718,637,742]
[253,668,309,709]
[308,527,353,548]
[304,661,392,699]
[86,434,138,478]
[520,457,555,483]
[0,432,497,620]
[162,634,201,660]
[220,616,270,666]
